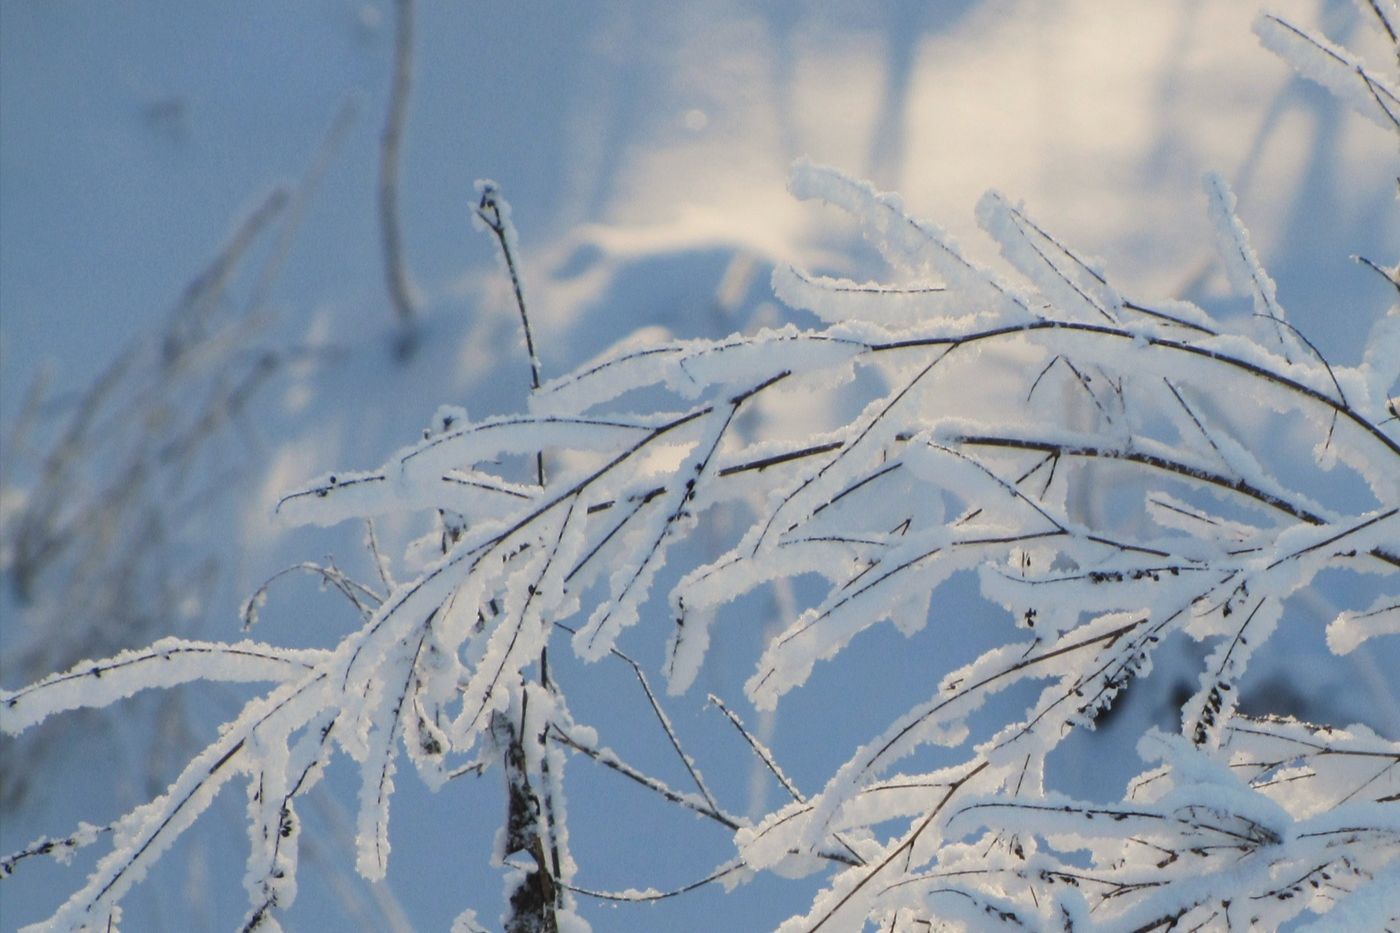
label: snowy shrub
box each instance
[0,185,308,813]
[3,6,1396,931]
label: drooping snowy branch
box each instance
[0,639,329,736]
[1254,11,1400,130]
[4,5,1394,930]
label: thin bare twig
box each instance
[548,722,743,830]
[554,622,721,814]
[380,0,419,339]
[476,181,544,485]
[707,693,804,803]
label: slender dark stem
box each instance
[1355,254,1400,293]
[549,723,742,830]
[563,861,744,902]
[955,433,1324,524]
[871,319,1398,460]
[476,183,544,486]
[380,0,418,342]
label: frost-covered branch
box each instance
[5,5,1395,930]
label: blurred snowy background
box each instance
[2,0,1395,929]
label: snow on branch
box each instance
[4,6,1395,930]
[1254,11,1400,130]
[0,639,329,736]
